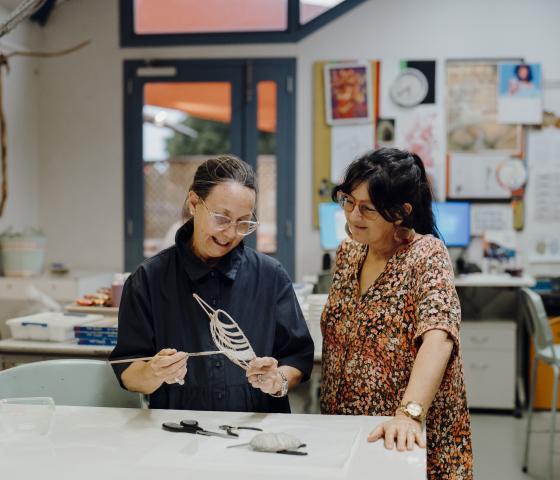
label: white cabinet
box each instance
[461,321,516,410]
[0,272,113,339]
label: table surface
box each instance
[0,406,425,480]
[0,338,113,355]
[454,273,536,288]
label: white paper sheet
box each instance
[526,168,560,263]
[330,124,374,183]
[448,153,511,199]
[527,127,560,168]
[498,97,543,125]
[470,204,513,236]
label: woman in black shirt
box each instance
[110,155,314,413]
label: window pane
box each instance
[143,82,231,258]
[134,0,288,34]
[300,0,344,24]
[256,81,277,255]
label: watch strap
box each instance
[269,369,289,398]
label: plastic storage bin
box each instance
[6,312,103,342]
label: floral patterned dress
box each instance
[320,235,473,479]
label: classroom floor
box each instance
[289,385,559,479]
[472,412,559,480]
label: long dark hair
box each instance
[183,155,257,220]
[332,148,438,236]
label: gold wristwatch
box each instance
[397,401,426,423]
[269,369,289,398]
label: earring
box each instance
[394,227,415,244]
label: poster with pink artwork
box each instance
[395,105,445,199]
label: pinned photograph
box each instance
[376,118,395,147]
[324,62,372,125]
[498,63,543,125]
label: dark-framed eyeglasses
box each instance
[336,191,378,220]
[198,198,259,236]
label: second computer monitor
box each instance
[432,201,471,248]
[318,202,347,251]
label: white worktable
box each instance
[0,406,425,480]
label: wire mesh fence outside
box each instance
[144,155,277,257]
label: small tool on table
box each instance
[162,419,232,439]
[219,424,263,437]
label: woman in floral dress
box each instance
[320,148,473,479]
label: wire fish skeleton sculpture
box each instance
[108,294,257,373]
[191,293,256,370]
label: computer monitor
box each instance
[432,201,471,248]
[318,202,347,250]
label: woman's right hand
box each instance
[148,348,188,385]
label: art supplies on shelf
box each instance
[7,312,104,342]
[73,318,118,346]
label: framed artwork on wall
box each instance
[324,62,373,125]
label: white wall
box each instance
[0,7,41,233]
[38,0,560,277]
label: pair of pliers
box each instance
[219,424,263,437]
[162,419,232,439]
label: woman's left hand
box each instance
[367,415,426,451]
[246,357,282,395]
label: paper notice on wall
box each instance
[529,234,560,263]
[497,63,543,125]
[470,204,513,236]
[330,123,374,183]
[531,170,560,223]
[448,153,511,199]
[527,168,560,262]
[527,127,560,169]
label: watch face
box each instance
[406,402,423,417]
[390,68,429,107]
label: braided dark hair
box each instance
[332,148,439,236]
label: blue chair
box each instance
[0,359,143,408]
[520,287,560,480]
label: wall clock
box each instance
[390,68,429,107]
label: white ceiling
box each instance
[0,0,27,9]
[0,0,65,11]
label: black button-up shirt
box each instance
[110,221,314,413]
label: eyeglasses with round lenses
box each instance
[199,198,259,236]
[336,192,378,220]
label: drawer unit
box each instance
[462,350,516,409]
[0,278,29,299]
[461,322,516,351]
[461,321,516,409]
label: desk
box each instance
[0,339,112,369]
[0,406,425,480]
[454,273,535,416]
[454,273,536,288]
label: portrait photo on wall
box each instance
[498,63,543,125]
[324,62,373,125]
[376,118,395,147]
